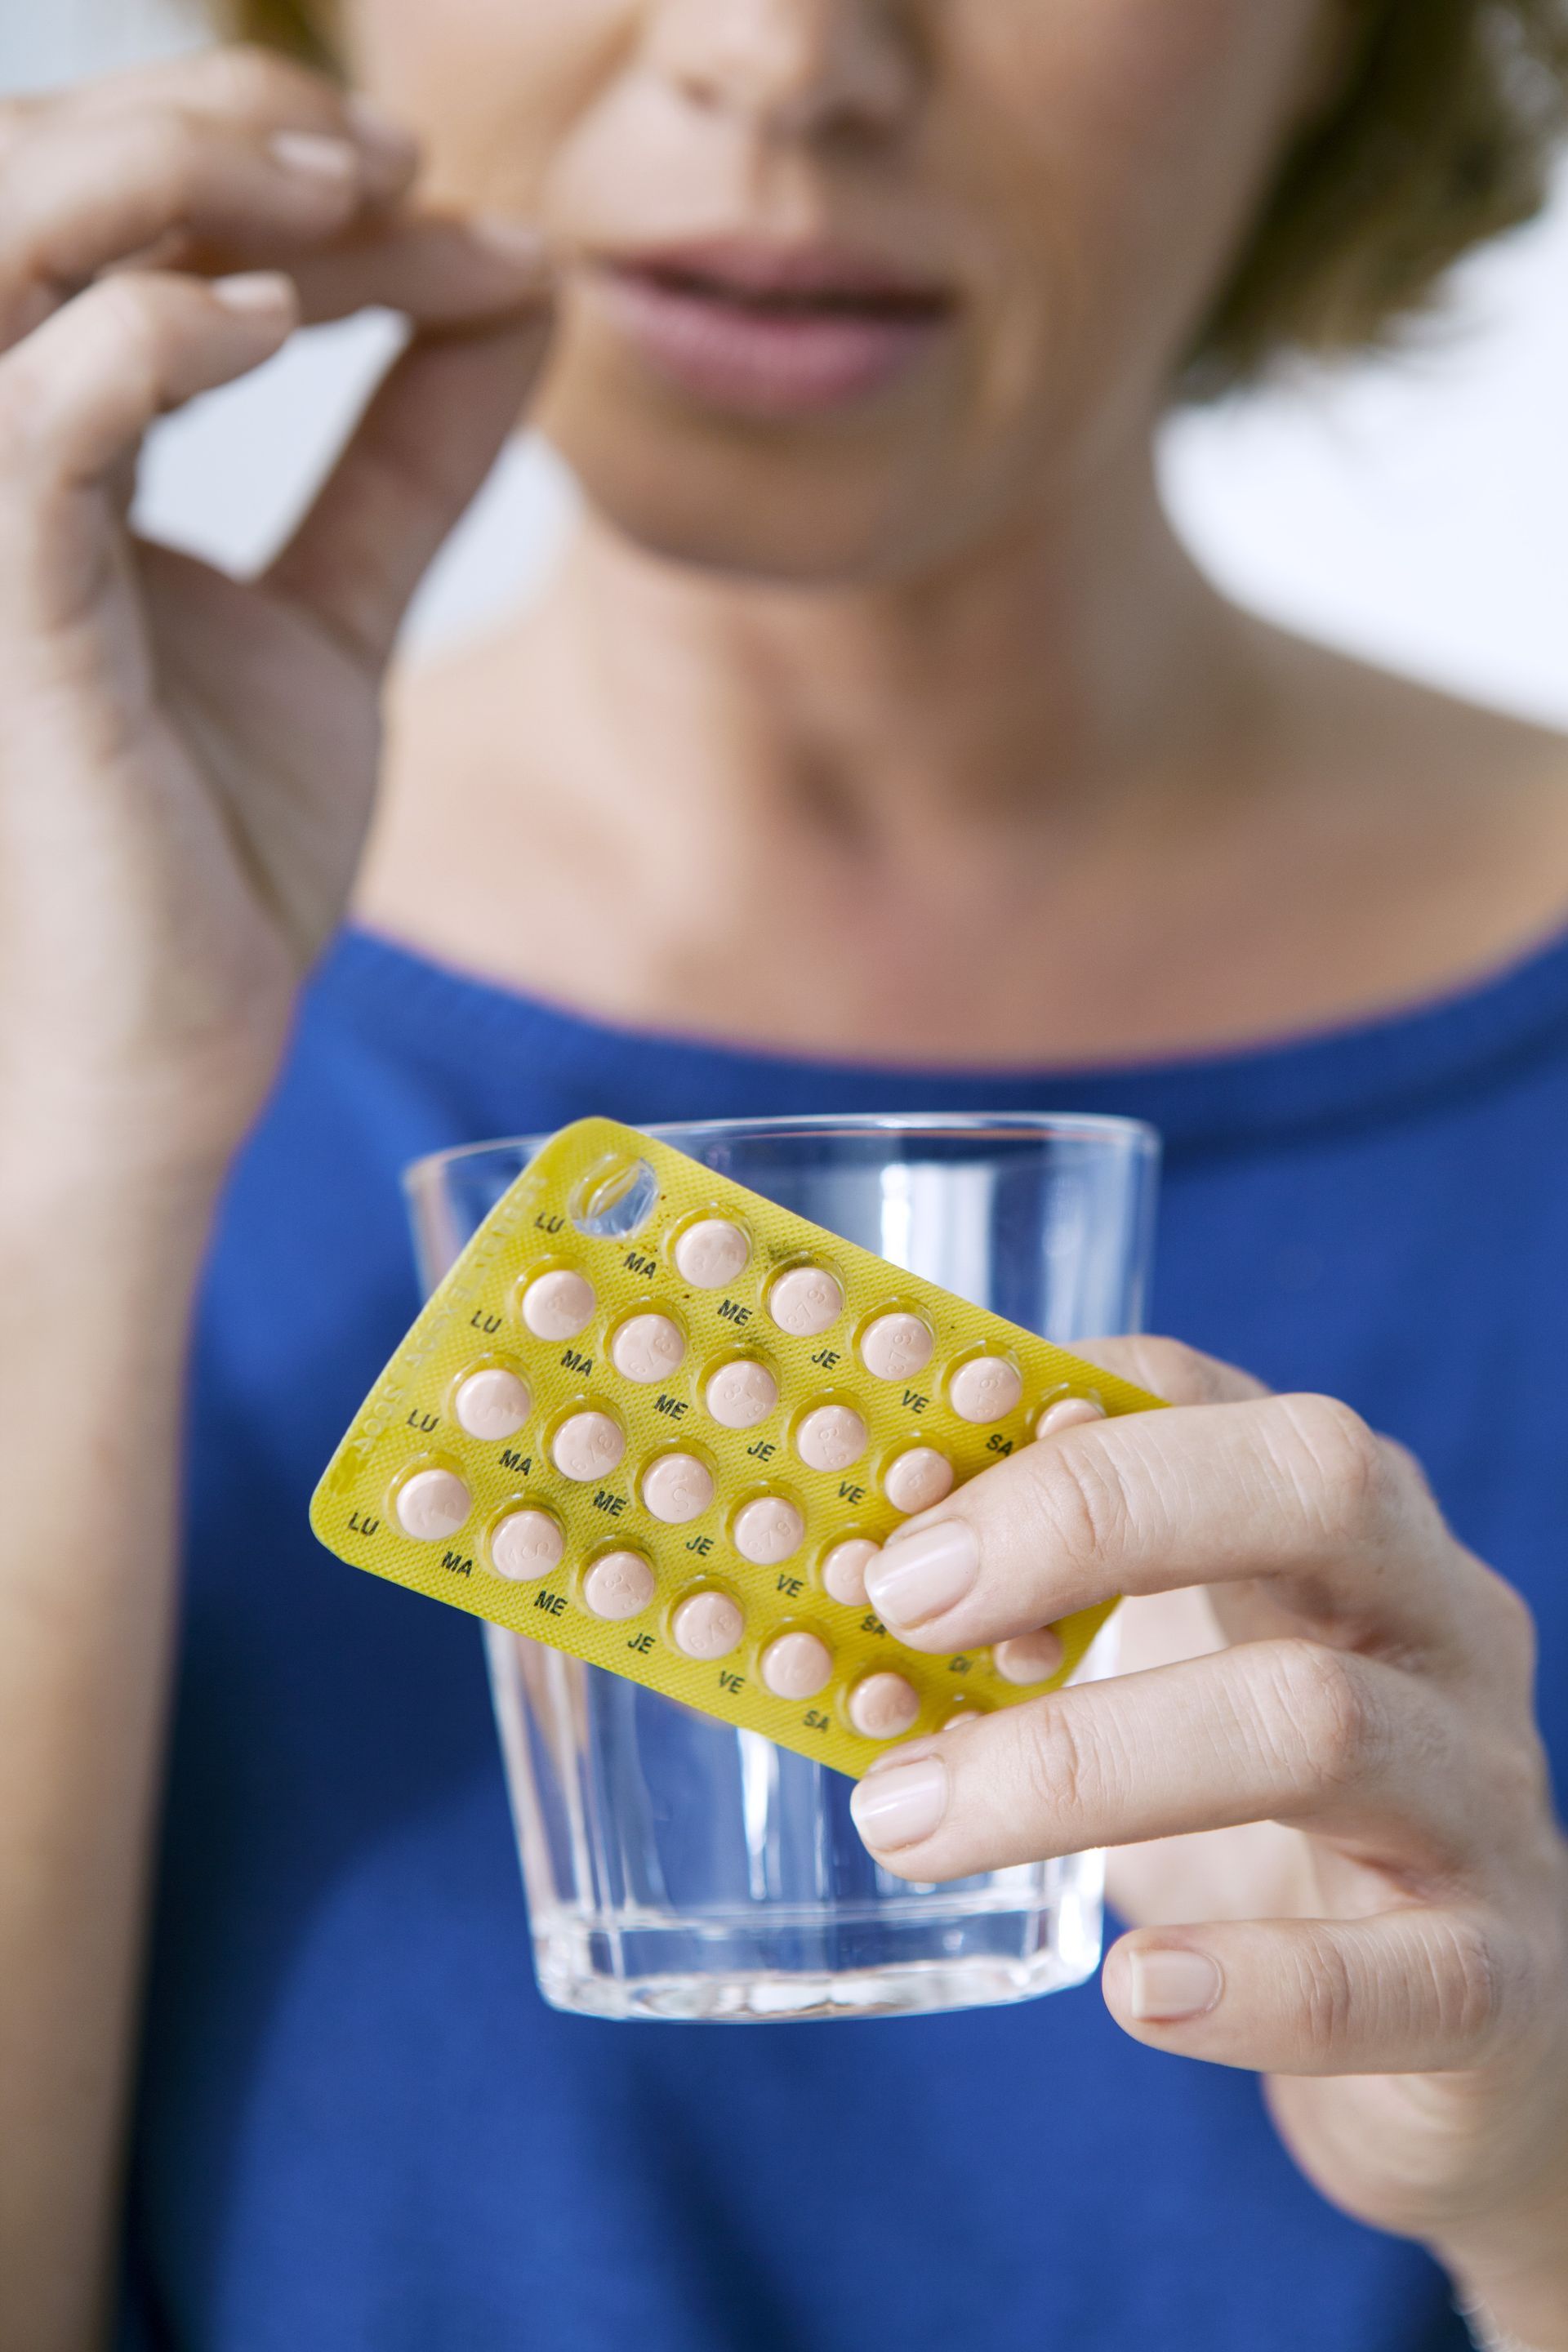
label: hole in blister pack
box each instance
[572,1155,660,1241]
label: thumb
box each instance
[1069,1334,1272,1410]
[265,294,552,667]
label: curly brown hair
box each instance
[222,0,1568,386]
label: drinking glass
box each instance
[405,1114,1158,2021]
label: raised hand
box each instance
[0,46,550,1173]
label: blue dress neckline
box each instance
[328,914,1568,1154]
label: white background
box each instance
[5,0,1566,715]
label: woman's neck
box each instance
[360,443,1568,1067]
[518,445,1245,840]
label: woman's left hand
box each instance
[852,1339,1568,2345]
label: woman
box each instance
[3,2,1567,2345]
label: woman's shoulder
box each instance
[1243,616,1568,996]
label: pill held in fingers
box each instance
[212,273,299,318]
[317,1118,1165,1775]
[270,130,362,183]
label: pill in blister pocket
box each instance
[610,1312,686,1383]
[582,1549,656,1620]
[821,1537,880,1607]
[672,1589,745,1659]
[674,1218,751,1290]
[523,1268,596,1340]
[768,1266,844,1338]
[491,1508,564,1580]
[761,1631,834,1699]
[551,1411,625,1482]
[794,1404,867,1472]
[733,1495,805,1564]
[642,1453,715,1523]
[848,1672,920,1740]
[883,1446,954,1513]
[1036,1396,1107,1441]
[858,1312,933,1383]
[705,1359,778,1429]
[395,1467,471,1541]
[993,1628,1064,1685]
[949,1356,1023,1423]
[453,1367,532,1441]
[315,1118,1160,1780]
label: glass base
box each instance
[529,1860,1106,2021]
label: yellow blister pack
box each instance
[310,1118,1165,1777]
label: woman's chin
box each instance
[541,427,954,589]
[534,348,978,589]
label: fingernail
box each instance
[466,215,548,270]
[345,94,421,170]
[212,272,296,318]
[1127,1947,1222,2022]
[270,130,360,184]
[849,1757,949,1851]
[864,1521,978,1628]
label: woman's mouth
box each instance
[590,243,956,417]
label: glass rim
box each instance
[404,1110,1160,1200]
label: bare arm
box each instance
[0,47,550,2345]
[0,1160,219,2346]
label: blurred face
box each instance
[349,0,1332,582]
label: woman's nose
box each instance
[646,0,920,142]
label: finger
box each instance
[848,1640,1470,1881]
[862,1380,1457,1662]
[0,271,296,627]
[265,304,551,665]
[58,47,418,198]
[283,214,549,331]
[1102,1909,1516,2074]
[0,109,388,349]
[1068,1334,1272,1410]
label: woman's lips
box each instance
[590,245,955,417]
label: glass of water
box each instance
[404,1113,1158,2022]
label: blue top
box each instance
[122,926,1568,2352]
